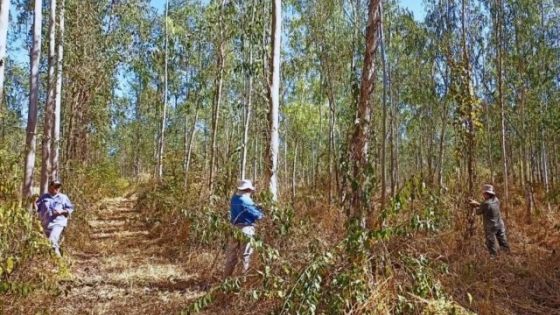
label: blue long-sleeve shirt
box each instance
[36,193,74,228]
[230,194,264,225]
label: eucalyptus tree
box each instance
[52,0,65,180]
[207,0,228,195]
[238,0,261,180]
[296,0,355,203]
[22,0,42,200]
[40,0,58,193]
[155,0,169,180]
[264,0,281,201]
[349,0,381,226]
[0,0,10,106]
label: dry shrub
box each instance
[84,176,560,315]
[0,152,60,314]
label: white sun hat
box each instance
[237,179,255,191]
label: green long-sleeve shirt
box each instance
[476,196,504,228]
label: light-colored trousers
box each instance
[223,225,255,278]
[44,224,65,256]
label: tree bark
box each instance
[495,0,508,215]
[241,6,255,180]
[22,0,43,201]
[209,0,226,195]
[379,1,388,211]
[0,0,10,107]
[41,0,57,194]
[265,0,281,202]
[349,0,380,227]
[51,0,65,181]
[183,96,200,189]
[156,0,169,180]
[292,142,297,203]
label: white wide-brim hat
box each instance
[237,179,255,191]
[482,184,495,195]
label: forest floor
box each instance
[42,196,205,315]
[4,194,560,315]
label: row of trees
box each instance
[0,0,559,221]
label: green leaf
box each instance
[6,256,14,274]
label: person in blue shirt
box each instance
[223,179,264,278]
[35,180,74,256]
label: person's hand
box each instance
[468,199,480,207]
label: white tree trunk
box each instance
[184,101,199,188]
[41,0,57,194]
[209,0,226,194]
[22,0,43,200]
[379,1,388,211]
[51,0,65,181]
[241,42,253,180]
[292,143,297,201]
[156,0,169,180]
[495,0,508,214]
[266,0,281,202]
[0,0,10,106]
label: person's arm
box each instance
[475,201,487,215]
[242,197,264,220]
[35,194,48,212]
[63,195,74,215]
[54,195,74,217]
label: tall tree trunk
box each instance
[0,0,10,107]
[51,0,64,181]
[41,0,57,194]
[156,0,169,180]
[327,91,336,203]
[437,108,447,189]
[209,1,226,195]
[461,0,475,197]
[241,19,254,180]
[133,78,142,179]
[379,1,388,211]
[292,142,297,203]
[349,0,380,227]
[495,0,508,215]
[486,101,494,185]
[22,0,43,201]
[183,99,200,189]
[390,53,400,196]
[265,0,281,202]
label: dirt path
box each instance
[53,197,204,315]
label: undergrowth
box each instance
[134,178,487,314]
[0,151,59,312]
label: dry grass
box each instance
[1,196,205,315]
[3,183,559,315]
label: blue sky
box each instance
[399,0,426,20]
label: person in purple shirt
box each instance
[223,179,264,278]
[35,180,74,256]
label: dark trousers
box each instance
[485,225,509,256]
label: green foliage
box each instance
[380,177,451,237]
[177,179,458,314]
[0,152,57,297]
[63,160,130,201]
